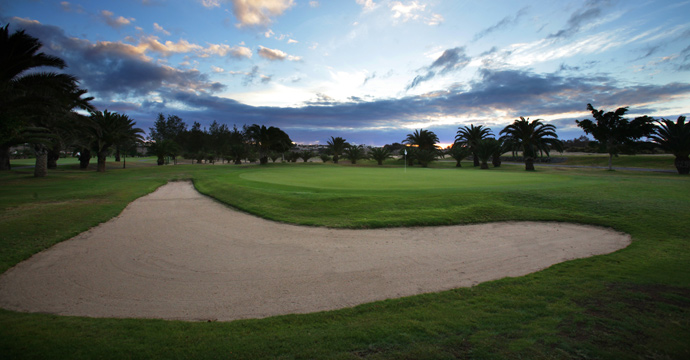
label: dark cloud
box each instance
[9,18,224,99]
[362,72,376,86]
[106,67,690,146]
[548,0,611,39]
[635,45,662,61]
[407,47,471,90]
[473,7,529,41]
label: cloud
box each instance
[425,13,443,26]
[362,72,376,85]
[239,65,272,85]
[153,22,171,36]
[390,1,425,22]
[257,45,301,61]
[200,0,221,8]
[230,0,295,28]
[211,66,225,73]
[548,0,611,39]
[407,47,471,90]
[309,1,319,7]
[287,39,298,44]
[60,1,85,13]
[473,7,528,41]
[100,10,135,29]
[388,1,443,26]
[9,18,224,99]
[94,64,690,145]
[356,0,376,12]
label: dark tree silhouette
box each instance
[650,116,690,174]
[455,124,493,167]
[326,136,348,163]
[500,117,563,171]
[576,104,655,170]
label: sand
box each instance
[0,181,631,322]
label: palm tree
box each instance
[403,129,440,151]
[491,138,505,167]
[326,136,348,163]
[499,117,563,171]
[448,144,471,167]
[0,24,80,170]
[475,138,502,169]
[650,116,690,174]
[344,145,367,164]
[369,147,392,165]
[455,124,493,167]
[415,149,437,167]
[299,150,314,162]
[88,110,144,172]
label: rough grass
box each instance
[0,162,688,359]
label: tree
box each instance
[88,110,144,172]
[299,150,314,162]
[326,136,348,164]
[491,138,505,167]
[149,139,179,165]
[245,124,292,164]
[500,117,563,171]
[475,138,502,169]
[226,125,247,165]
[455,124,493,167]
[0,24,82,171]
[148,113,187,164]
[369,147,391,165]
[576,104,655,170]
[650,116,690,175]
[415,149,437,167]
[344,145,367,164]
[448,144,471,167]
[403,129,440,151]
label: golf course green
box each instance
[0,161,688,359]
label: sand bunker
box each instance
[0,181,630,321]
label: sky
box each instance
[2,0,690,146]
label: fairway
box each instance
[238,164,571,191]
[0,163,688,359]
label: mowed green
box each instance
[0,162,689,359]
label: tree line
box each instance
[325,109,688,175]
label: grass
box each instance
[1,161,688,359]
[557,153,677,170]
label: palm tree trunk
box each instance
[0,144,11,170]
[34,144,48,177]
[525,157,535,171]
[492,154,501,167]
[47,147,60,169]
[333,154,339,164]
[455,160,462,167]
[675,156,690,175]
[473,153,479,167]
[480,161,489,169]
[260,156,268,165]
[79,148,91,169]
[97,151,107,172]
[114,146,121,162]
[608,153,613,171]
